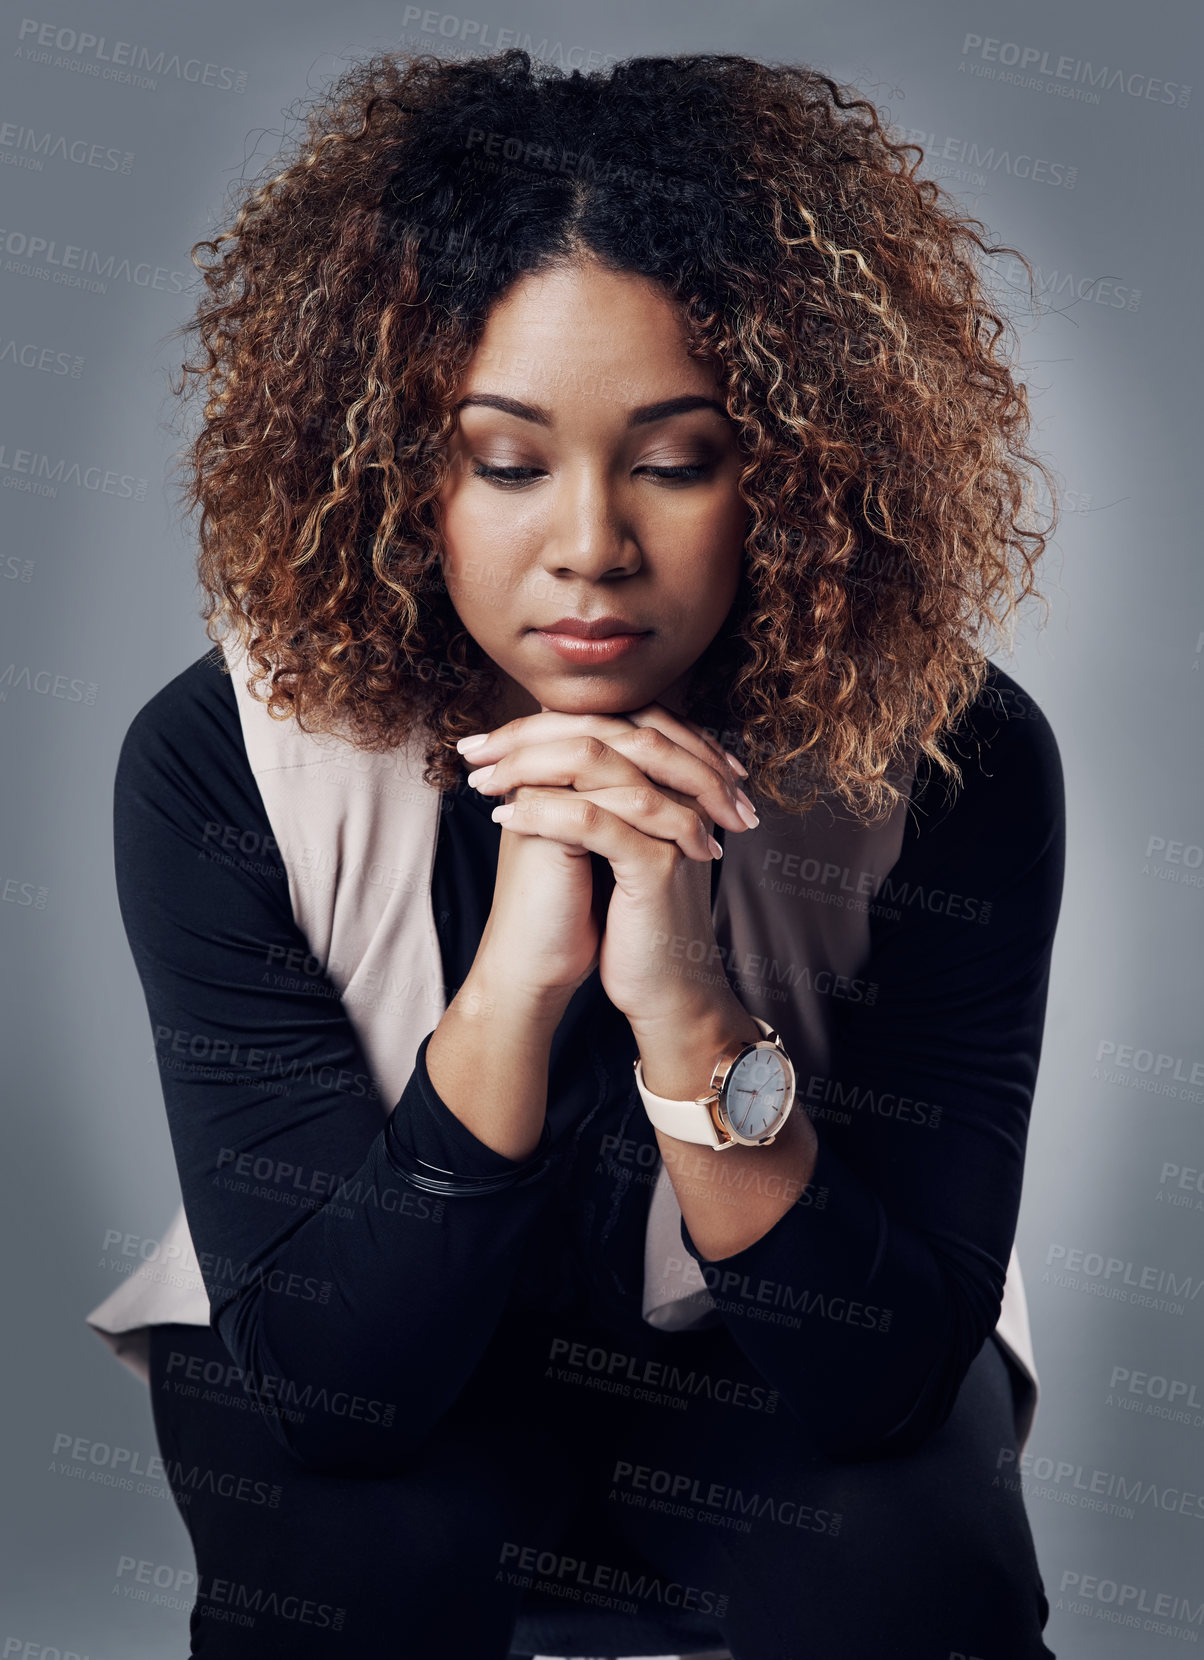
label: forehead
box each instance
[457,261,715,408]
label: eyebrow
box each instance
[453,392,731,428]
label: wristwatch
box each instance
[633,1016,796,1151]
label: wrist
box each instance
[457,961,570,1041]
[630,992,761,1103]
[629,987,758,1047]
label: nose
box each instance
[540,464,640,579]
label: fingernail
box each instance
[466,765,496,788]
[708,834,724,859]
[491,803,515,822]
[457,733,489,754]
[723,750,748,778]
[735,789,760,828]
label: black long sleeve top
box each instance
[114,649,1064,1471]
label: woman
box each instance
[87,48,1064,1660]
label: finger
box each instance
[574,722,756,833]
[466,733,750,835]
[457,708,636,762]
[456,709,758,828]
[621,702,745,778]
[457,704,739,776]
[491,785,721,865]
[579,784,720,860]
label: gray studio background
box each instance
[1,0,1200,1654]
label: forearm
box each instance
[173,945,572,1473]
[215,1050,562,1474]
[631,995,952,1460]
[672,1129,966,1459]
[632,991,820,1261]
[425,963,569,1161]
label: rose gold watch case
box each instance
[706,1025,797,1149]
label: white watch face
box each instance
[724,1045,790,1139]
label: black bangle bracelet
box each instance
[383,1113,559,1198]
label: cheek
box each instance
[688,516,746,613]
[679,477,746,548]
[440,508,530,625]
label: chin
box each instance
[536,680,650,715]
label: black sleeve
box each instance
[115,653,562,1473]
[387,1032,555,1192]
[678,667,1066,1461]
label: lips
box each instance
[532,621,652,666]
[534,616,650,639]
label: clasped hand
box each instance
[456,705,759,1029]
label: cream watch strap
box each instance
[633,1016,780,1148]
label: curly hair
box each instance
[170,48,1057,821]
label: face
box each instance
[436,258,748,724]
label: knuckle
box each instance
[627,724,664,756]
[574,796,603,832]
[576,734,608,765]
[629,784,660,816]
[657,840,683,877]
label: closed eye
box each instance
[636,463,712,483]
[470,463,544,487]
[470,461,714,488]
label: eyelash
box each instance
[470,462,712,488]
